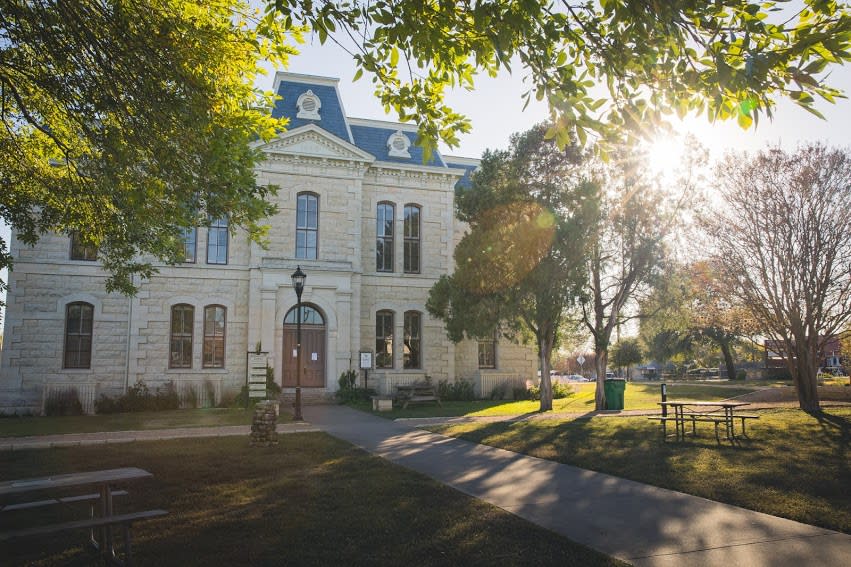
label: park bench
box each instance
[395,382,441,409]
[649,401,759,443]
[0,468,168,566]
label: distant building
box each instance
[0,73,536,414]
[764,336,844,372]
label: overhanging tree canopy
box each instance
[2,0,850,308]
[272,0,851,151]
[0,0,302,297]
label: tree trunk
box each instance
[594,349,608,411]
[793,343,821,412]
[719,340,736,381]
[538,333,554,411]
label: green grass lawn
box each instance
[351,381,760,419]
[429,407,851,533]
[0,407,258,438]
[0,435,623,566]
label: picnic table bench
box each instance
[0,467,168,566]
[649,401,759,443]
[395,383,442,409]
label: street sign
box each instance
[576,355,586,365]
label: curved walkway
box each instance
[303,405,851,567]
[2,406,849,566]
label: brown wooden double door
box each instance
[283,325,326,387]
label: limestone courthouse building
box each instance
[0,73,536,414]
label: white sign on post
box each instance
[359,351,373,369]
[576,355,586,365]
[247,352,268,398]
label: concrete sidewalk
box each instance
[0,422,318,451]
[304,404,851,567]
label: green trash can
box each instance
[604,378,626,410]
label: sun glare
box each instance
[645,137,685,179]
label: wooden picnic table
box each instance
[1,467,167,566]
[395,383,441,409]
[652,400,759,443]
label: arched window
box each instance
[283,305,325,325]
[376,202,394,272]
[64,302,93,368]
[296,192,319,259]
[403,311,422,369]
[170,304,194,368]
[207,216,229,265]
[403,204,421,274]
[376,310,394,368]
[203,305,226,368]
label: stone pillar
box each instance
[249,400,279,446]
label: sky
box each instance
[2,39,850,314]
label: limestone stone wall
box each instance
[0,232,130,408]
[454,338,538,384]
[0,122,539,412]
[126,265,251,397]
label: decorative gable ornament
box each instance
[296,90,321,120]
[387,130,412,158]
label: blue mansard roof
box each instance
[271,72,471,174]
[272,76,353,144]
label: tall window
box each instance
[478,337,496,369]
[203,305,226,368]
[376,202,394,272]
[207,217,228,264]
[296,192,319,259]
[376,310,394,368]
[64,302,93,368]
[403,204,421,274]
[181,227,197,263]
[169,304,194,368]
[403,311,421,369]
[69,233,97,261]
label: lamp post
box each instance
[291,265,306,421]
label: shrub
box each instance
[337,369,372,402]
[154,381,180,411]
[184,383,199,409]
[512,386,531,400]
[490,382,508,400]
[552,382,573,399]
[94,380,179,414]
[44,388,84,416]
[266,365,281,398]
[234,386,252,408]
[527,384,541,401]
[95,394,121,414]
[203,379,217,407]
[736,369,747,381]
[437,379,475,401]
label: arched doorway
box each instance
[283,304,326,388]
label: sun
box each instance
[645,136,686,179]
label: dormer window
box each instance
[296,90,321,120]
[387,130,411,158]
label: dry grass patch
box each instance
[0,434,624,566]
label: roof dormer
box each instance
[387,130,412,158]
[296,90,322,120]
